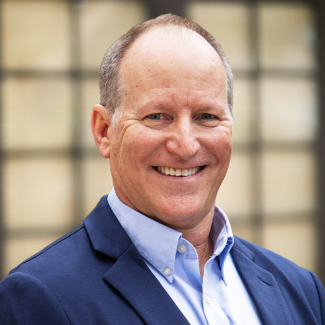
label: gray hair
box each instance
[99,14,233,118]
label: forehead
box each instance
[119,27,226,92]
[133,78,228,116]
[128,76,222,94]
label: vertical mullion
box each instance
[0,0,5,279]
[69,0,84,228]
[248,1,263,246]
[146,0,186,19]
[316,0,325,284]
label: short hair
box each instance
[99,14,233,117]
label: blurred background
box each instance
[0,0,324,284]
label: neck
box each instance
[181,208,215,278]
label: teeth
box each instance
[182,169,188,176]
[156,166,201,177]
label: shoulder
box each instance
[0,226,87,325]
[0,271,70,324]
[6,222,113,288]
[233,235,325,322]
[8,195,116,280]
[233,235,314,280]
[0,221,117,324]
[10,225,88,277]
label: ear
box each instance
[91,104,112,158]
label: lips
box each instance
[155,166,203,177]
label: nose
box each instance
[165,117,200,160]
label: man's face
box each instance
[106,28,232,231]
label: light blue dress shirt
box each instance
[108,188,261,325]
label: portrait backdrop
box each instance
[0,0,324,285]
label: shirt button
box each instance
[164,267,171,275]
[206,295,211,304]
[177,244,186,253]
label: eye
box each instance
[200,113,218,120]
[147,113,163,120]
[146,113,169,120]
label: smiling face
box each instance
[95,28,233,231]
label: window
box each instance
[0,0,147,275]
[0,0,323,283]
[188,1,319,272]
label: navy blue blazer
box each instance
[0,196,324,324]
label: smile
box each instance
[155,166,204,177]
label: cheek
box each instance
[205,130,232,162]
[117,127,164,167]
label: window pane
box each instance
[231,224,254,243]
[1,1,70,70]
[4,158,73,229]
[261,78,317,142]
[232,78,253,144]
[187,2,251,70]
[262,150,315,216]
[82,79,99,148]
[2,78,72,149]
[5,236,60,276]
[259,3,316,70]
[83,157,113,215]
[264,220,316,271]
[216,152,253,220]
[80,1,147,70]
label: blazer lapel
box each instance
[104,245,190,325]
[84,196,190,325]
[231,239,293,325]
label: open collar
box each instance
[108,187,234,283]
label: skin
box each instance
[92,28,233,277]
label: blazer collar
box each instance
[83,195,133,259]
[232,237,294,325]
[83,196,190,325]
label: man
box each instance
[0,14,324,325]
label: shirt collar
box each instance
[210,206,234,280]
[108,188,181,282]
[107,187,234,282]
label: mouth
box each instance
[154,166,206,177]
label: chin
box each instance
[153,200,210,227]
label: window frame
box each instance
[0,0,323,284]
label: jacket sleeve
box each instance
[0,272,70,325]
[310,271,325,325]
